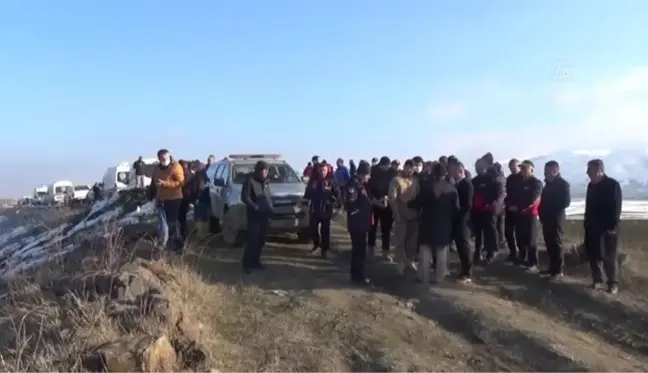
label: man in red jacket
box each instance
[511,160,543,272]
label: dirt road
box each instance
[187,222,648,372]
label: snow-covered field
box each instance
[566,199,648,219]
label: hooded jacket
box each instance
[150,162,185,202]
[388,171,419,221]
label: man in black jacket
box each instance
[368,156,397,259]
[450,162,474,283]
[471,158,504,264]
[584,159,622,294]
[504,158,522,262]
[512,160,543,272]
[408,163,459,285]
[539,160,571,278]
[241,161,274,273]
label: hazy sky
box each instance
[1,0,648,197]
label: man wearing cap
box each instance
[241,160,274,273]
[345,162,374,284]
[512,160,543,272]
[388,159,419,275]
[368,156,398,259]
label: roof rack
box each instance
[228,154,283,160]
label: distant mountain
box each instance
[530,145,648,200]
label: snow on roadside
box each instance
[0,192,156,279]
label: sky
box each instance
[1,0,648,197]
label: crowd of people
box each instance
[300,153,622,294]
[142,149,623,295]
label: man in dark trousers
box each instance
[584,159,622,294]
[450,161,474,283]
[368,156,397,260]
[504,158,522,262]
[471,158,504,264]
[345,162,374,285]
[241,161,274,274]
[510,160,543,272]
[539,160,571,279]
[304,163,340,259]
[489,162,507,250]
[133,156,146,189]
[408,162,459,284]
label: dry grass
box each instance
[3,215,648,372]
[0,226,457,372]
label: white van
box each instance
[46,180,74,205]
[32,185,48,204]
[102,158,158,195]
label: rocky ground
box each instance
[0,195,647,372]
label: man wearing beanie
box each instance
[344,161,374,284]
[368,156,398,260]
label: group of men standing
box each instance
[302,153,623,294]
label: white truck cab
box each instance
[32,185,48,205]
[47,180,74,205]
[102,158,158,196]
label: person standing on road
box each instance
[388,159,419,275]
[345,162,373,285]
[368,156,397,260]
[304,163,340,259]
[195,155,215,236]
[512,161,543,272]
[349,159,357,177]
[471,158,503,264]
[504,158,522,262]
[449,161,474,283]
[489,162,507,251]
[539,160,571,279]
[408,162,459,285]
[583,159,622,294]
[133,156,146,189]
[334,158,351,188]
[149,149,185,251]
[241,161,274,274]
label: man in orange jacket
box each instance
[150,148,185,251]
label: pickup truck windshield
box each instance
[232,163,300,184]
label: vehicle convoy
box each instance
[32,185,48,205]
[46,180,74,205]
[65,184,90,206]
[102,158,157,195]
[207,154,309,246]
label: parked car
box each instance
[206,154,309,246]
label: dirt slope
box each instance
[187,223,648,372]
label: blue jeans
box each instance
[156,199,182,249]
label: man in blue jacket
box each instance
[334,158,351,187]
[304,164,341,258]
[345,162,374,285]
